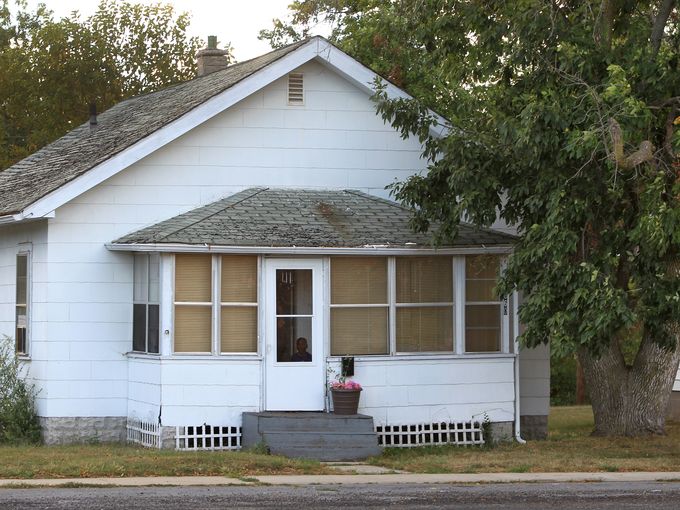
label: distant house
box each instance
[0,37,549,449]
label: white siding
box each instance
[519,344,550,416]
[329,357,516,425]
[0,221,49,414]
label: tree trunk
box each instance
[578,331,680,436]
[575,357,587,405]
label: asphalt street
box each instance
[0,482,679,509]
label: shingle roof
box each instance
[0,39,310,217]
[112,188,516,248]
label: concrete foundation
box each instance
[40,417,126,445]
[487,421,514,443]
[520,415,548,440]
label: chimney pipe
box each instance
[89,102,98,129]
[196,35,230,77]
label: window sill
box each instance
[16,354,31,362]
[327,352,516,362]
[126,352,262,361]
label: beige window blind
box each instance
[330,257,388,355]
[465,255,501,352]
[174,254,212,353]
[221,255,258,353]
[395,256,454,352]
[331,307,388,355]
[331,257,387,304]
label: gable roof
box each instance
[0,39,308,218]
[109,188,516,251]
[0,37,448,222]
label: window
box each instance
[15,253,29,355]
[174,254,258,354]
[220,255,258,353]
[465,255,502,352]
[330,257,388,355]
[133,253,160,354]
[174,254,212,353]
[329,254,507,357]
[396,257,453,352]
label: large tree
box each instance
[0,0,224,170]
[264,0,680,436]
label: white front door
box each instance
[264,258,325,411]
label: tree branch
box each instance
[651,0,676,58]
[609,118,656,170]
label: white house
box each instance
[0,37,549,450]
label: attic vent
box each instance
[288,73,304,105]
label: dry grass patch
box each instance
[0,444,329,479]
[370,406,680,473]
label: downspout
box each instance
[513,290,526,444]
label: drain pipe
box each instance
[513,290,526,444]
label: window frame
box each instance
[15,249,31,357]
[172,254,260,356]
[328,254,510,358]
[132,253,160,355]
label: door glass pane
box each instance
[276,269,312,315]
[276,317,312,362]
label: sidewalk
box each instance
[1,471,679,488]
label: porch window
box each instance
[174,254,259,354]
[396,256,453,352]
[465,255,502,352]
[174,254,212,353]
[330,257,389,355]
[133,253,160,354]
[220,255,258,353]
[15,253,29,355]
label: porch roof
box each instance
[110,188,517,250]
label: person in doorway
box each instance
[291,337,312,362]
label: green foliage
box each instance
[0,336,40,444]
[0,0,213,170]
[550,352,577,406]
[269,1,680,359]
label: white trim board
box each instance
[12,37,449,223]
[106,243,513,255]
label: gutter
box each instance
[0,213,22,225]
[513,290,526,444]
[105,243,515,256]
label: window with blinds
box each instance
[220,255,258,353]
[395,256,453,352]
[174,254,212,353]
[173,254,258,354]
[330,257,388,355]
[465,255,502,352]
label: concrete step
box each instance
[242,412,383,461]
[245,412,374,433]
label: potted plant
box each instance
[328,370,362,415]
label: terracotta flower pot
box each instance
[331,388,362,415]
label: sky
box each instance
[22,0,327,61]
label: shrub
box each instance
[0,336,41,443]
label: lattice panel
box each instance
[127,419,161,449]
[175,424,242,451]
[375,421,484,447]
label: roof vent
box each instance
[288,73,304,105]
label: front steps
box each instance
[242,412,382,461]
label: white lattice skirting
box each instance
[175,424,242,451]
[375,421,484,447]
[126,419,161,448]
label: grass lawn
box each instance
[1,406,678,478]
[0,444,329,479]
[369,406,680,473]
